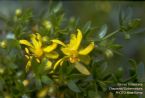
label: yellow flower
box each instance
[54,29,94,75]
[19,33,62,71]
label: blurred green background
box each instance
[0,1,144,98]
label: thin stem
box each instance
[123,74,137,83]
[76,93,79,98]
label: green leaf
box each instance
[97,80,107,91]
[52,3,63,14]
[74,62,90,75]
[41,75,53,85]
[67,80,81,93]
[98,24,107,39]
[128,19,141,29]
[129,59,137,69]
[35,78,42,89]
[83,21,91,34]
[115,67,124,79]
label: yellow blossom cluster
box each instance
[19,29,94,75]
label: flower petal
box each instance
[61,47,71,56]
[75,29,82,50]
[45,51,59,59]
[25,48,30,54]
[25,55,29,59]
[19,40,33,47]
[43,43,57,53]
[68,29,82,50]
[44,60,52,70]
[79,42,94,55]
[69,34,77,49]
[25,56,32,72]
[26,60,31,72]
[53,58,64,70]
[36,33,42,47]
[36,58,40,63]
[36,33,42,41]
[31,34,41,48]
[51,39,66,46]
[31,34,38,46]
[53,56,68,70]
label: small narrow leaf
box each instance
[83,21,91,34]
[41,75,53,85]
[129,19,141,29]
[35,78,42,89]
[97,80,107,91]
[74,62,90,75]
[67,80,80,93]
[53,3,62,13]
[98,24,107,38]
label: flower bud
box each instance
[42,20,52,30]
[105,49,113,58]
[107,92,114,98]
[47,85,57,96]
[42,36,49,42]
[125,34,131,40]
[0,40,7,48]
[37,87,48,98]
[0,66,5,74]
[23,79,29,87]
[4,94,11,98]
[15,9,22,16]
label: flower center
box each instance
[69,57,79,63]
[34,48,43,58]
[69,50,79,63]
